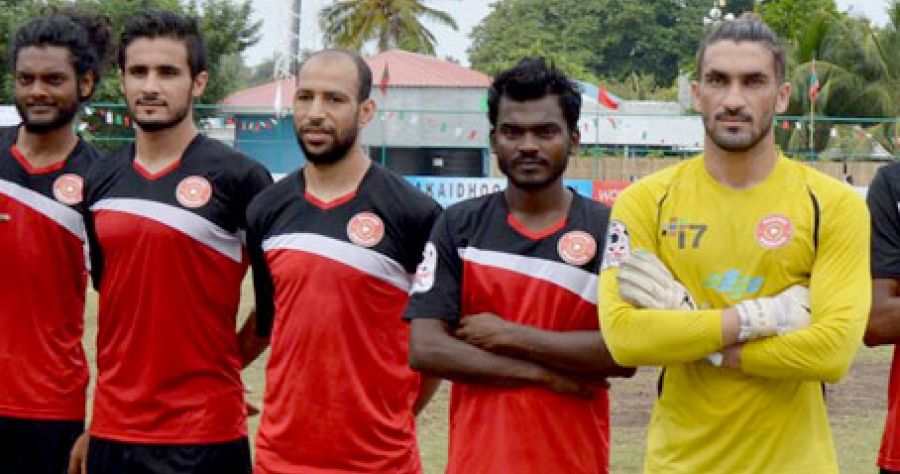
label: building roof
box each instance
[223,50,491,108]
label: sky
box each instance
[243,0,892,68]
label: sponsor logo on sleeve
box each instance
[347,211,385,248]
[601,220,630,270]
[755,214,793,249]
[175,176,212,208]
[52,173,83,205]
[410,242,438,294]
[558,230,597,266]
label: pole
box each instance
[290,0,302,76]
[809,56,817,160]
[810,95,815,160]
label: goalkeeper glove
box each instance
[617,250,695,310]
[734,285,811,341]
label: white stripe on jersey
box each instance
[458,246,598,305]
[262,233,413,293]
[91,198,243,263]
[0,178,85,241]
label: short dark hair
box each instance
[11,10,113,101]
[488,57,582,133]
[697,15,786,82]
[118,10,207,78]
[297,49,372,102]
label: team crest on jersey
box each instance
[558,230,597,266]
[175,176,212,208]
[601,220,630,270]
[52,173,83,205]
[347,211,385,248]
[411,242,437,294]
[755,214,793,249]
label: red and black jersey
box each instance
[247,162,440,474]
[83,134,272,444]
[868,163,900,470]
[405,191,611,474]
[0,125,97,421]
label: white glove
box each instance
[734,285,811,341]
[617,250,695,310]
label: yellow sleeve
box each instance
[740,189,871,383]
[598,180,723,367]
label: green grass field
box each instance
[83,282,892,473]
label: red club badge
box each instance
[347,211,385,248]
[53,173,83,205]
[558,230,597,266]
[755,214,793,249]
[176,176,212,208]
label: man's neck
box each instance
[703,134,780,189]
[134,117,198,173]
[504,180,572,231]
[16,124,79,169]
[303,145,371,202]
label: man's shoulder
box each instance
[0,126,17,145]
[247,171,297,219]
[617,157,693,205]
[192,134,264,173]
[792,160,864,205]
[441,191,500,224]
[368,163,440,217]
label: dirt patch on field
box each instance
[828,351,891,417]
[609,350,893,428]
[610,367,660,428]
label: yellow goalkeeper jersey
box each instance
[599,155,870,474]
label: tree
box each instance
[187,0,261,102]
[319,0,458,55]
[0,0,259,104]
[469,0,707,89]
[777,7,899,155]
[758,0,838,45]
[248,54,277,87]
[0,0,56,103]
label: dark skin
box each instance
[409,94,635,397]
[864,279,900,346]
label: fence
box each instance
[76,104,898,184]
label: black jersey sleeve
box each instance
[238,161,274,228]
[869,165,900,278]
[82,160,104,290]
[405,210,463,322]
[246,191,276,338]
[238,160,274,336]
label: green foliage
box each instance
[605,72,679,101]
[319,0,458,55]
[469,0,740,91]
[780,3,899,154]
[247,54,277,88]
[759,0,838,44]
[0,0,259,104]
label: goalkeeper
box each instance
[598,15,870,474]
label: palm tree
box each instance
[319,0,458,55]
[778,7,899,157]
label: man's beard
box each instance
[295,123,358,165]
[15,99,79,134]
[704,109,774,152]
[129,95,192,132]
